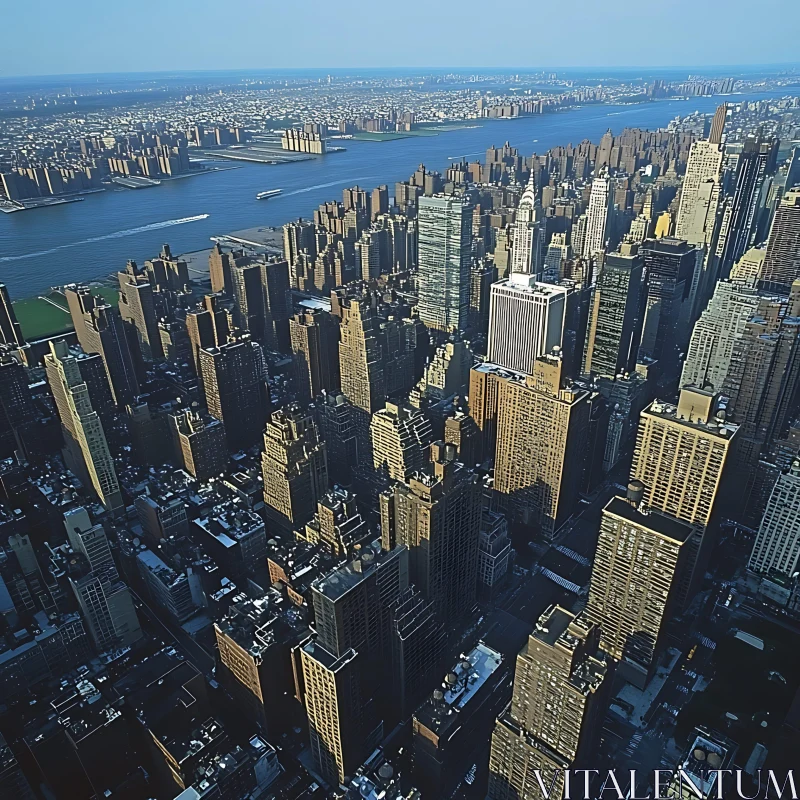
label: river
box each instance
[0,92,787,298]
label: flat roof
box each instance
[604,496,696,543]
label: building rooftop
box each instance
[645,397,738,439]
[677,728,737,796]
[215,589,307,658]
[415,642,504,734]
[605,495,697,544]
[312,539,396,601]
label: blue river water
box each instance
[0,92,786,298]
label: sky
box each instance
[1,0,799,77]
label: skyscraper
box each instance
[261,405,328,532]
[722,287,800,465]
[631,387,738,602]
[582,173,613,258]
[65,285,139,406]
[381,441,481,621]
[509,173,544,277]
[748,460,800,578]
[761,190,800,291]
[44,340,123,511]
[582,241,645,378]
[335,290,386,416]
[185,294,230,375]
[487,606,608,800]
[632,387,737,530]
[118,260,163,362]
[494,354,591,537]
[261,258,291,352]
[199,336,270,452]
[716,136,776,278]
[0,351,38,459]
[586,490,697,687]
[167,408,228,480]
[680,278,759,392]
[230,261,266,343]
[300,540,408,785]
[289,308,340,404]
[638,238,699,368]
[487,274,567,376]
[675,106,726,248]
[0,284,25,348]
[417,194,473,332]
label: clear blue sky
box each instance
[2,0,798,77]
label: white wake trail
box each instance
[0,214,210,262]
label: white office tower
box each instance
[749,461,800,577]
[417,194,473,333]
[487,273,567,375]
[680,278,759,392]
[582,173,613,258]
[509,173,544,278]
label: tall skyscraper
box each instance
[186,294,230,375]
[748,460,800,578]
[487,606,608,800]
[722,287,800,465]
[417,194,473,332]
[299,540,408,785]
[487,274,567,375]
[631,387,738,602]
[118,260,163,362]
[289,307,340,404]
[230,261,266,343]
[0,284,25,348]
[493,354,591,537]
[65,286,139,406]
[335,290,386,416]
[638,238,699,367]
[44,340,123,511]
[381,441,481,621]
[716,135,776,278]
[261,405,328,531]
[582,173,613,258]
[761,190,800,291]
[675,106,726,248]
[680,278,759,392]
[261,258,292,352]
[199,336,270,451]
[586,490,697,687]
[509,173,544,277]
[632,387,737,530]
[0,352,38,459]
[582,241,645,378]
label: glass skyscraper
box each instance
[417,194,473,333]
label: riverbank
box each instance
[2,90,792,300]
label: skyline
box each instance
[1,0,799,77]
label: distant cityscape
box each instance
[1,69,795,210]
[0,64,799,800]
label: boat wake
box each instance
[282,177,376,198]
[0,214,210,262]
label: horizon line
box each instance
[2,62,800,82]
